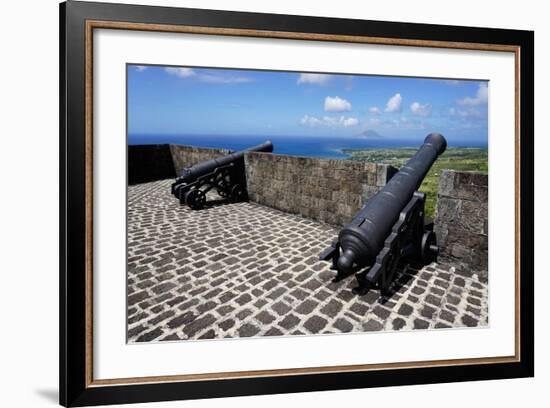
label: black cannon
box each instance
[319,133,447,296]
[171,141,273,209]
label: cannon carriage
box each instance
[319,133,447,297]
[171,141,273,210]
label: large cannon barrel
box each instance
[177,140,273,181]
[336,133,447,274]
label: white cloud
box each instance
[368,106,381,115]
[395,117,426,130]
[410,101,432,117]
[448,107,486,119]
[458,83,488,106]
[300,115,322,127]
[165,67,196,78]
[384,93,402,113]
[297,73,332,85]
[300,115,358,128]
[165,67,253,84]
[197,74,252,84]
[344,76,354,91]
[135,65,147,72]
[341,117,359,127]
[324,96,352,112]
[448,107,467,117]
[442,79,460,86]
[364,116,424,130]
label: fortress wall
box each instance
[128,145,487,273]
[127,144,176,185]
[169,144,231,177]
[128,144,230,185]
[245,152,396,227]
[434,170,489,280]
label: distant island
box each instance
[358,129,384,139]
[342,146,488,218]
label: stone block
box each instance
[435,170,488,274]
[376,164,395,186]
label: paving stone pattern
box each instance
[127,180,488,343]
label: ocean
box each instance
[128,134,486,159]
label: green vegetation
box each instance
[342,147,488,218]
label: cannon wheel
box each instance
[185,189,206,210]
[379,242,401,297]
[176,185,189,203]
[229,184,247,202]
[421,231,438,264]
[216,180,230,198]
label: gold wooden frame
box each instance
[84,20,521,388]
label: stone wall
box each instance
[434,170,488,280]
[169,144,231,176]
[128,144,230,184]
[127,144,175,185]
[128,145,396,226]
[128,145,487,275]
[245,152,396,226]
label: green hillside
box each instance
[343,147,488,218]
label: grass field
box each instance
[343,147,488,218]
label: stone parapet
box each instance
[245,152,396,226]
[169,144,231,177]
[127,144,175,185]
[434,170,488,280]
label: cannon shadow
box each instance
[376,263,422,305]
[184,195,251,210]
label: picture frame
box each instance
[59,0,534,406]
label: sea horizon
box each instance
[128,133,488,160]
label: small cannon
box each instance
[319,133,447,296]
[171,141,273,209]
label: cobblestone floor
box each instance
[127,180,489,343]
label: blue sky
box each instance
[127,64,488,145]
